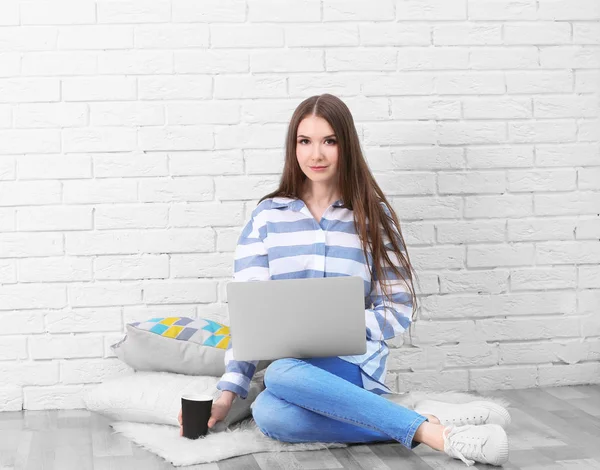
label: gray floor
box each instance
[1,385,599,469]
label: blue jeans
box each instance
[251,357,428,449]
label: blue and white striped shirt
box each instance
[216,196,414,398]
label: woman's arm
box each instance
[216,340,260,399]
[216,203,271,399]
[365,204,413,341]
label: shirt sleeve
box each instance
[216,204,270,399]
[364,203,414,342]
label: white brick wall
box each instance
[0,0,599,410]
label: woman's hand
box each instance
[178,391,237,436]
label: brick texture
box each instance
[0,0,598,409]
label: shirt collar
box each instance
[271,196,345,211]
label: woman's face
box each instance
[296,115,339,186]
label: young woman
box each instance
[179,94,510,467]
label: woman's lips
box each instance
[310,166,328,171]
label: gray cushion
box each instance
[112,323,228,376]
[111,317,271,378]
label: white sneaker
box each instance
[414,399,511,428]
[443,423,509,467]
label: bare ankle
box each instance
[423,413,440,425]
[413,421,447,452]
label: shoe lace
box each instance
[443,425,487,467]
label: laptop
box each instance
[226,276,367,362]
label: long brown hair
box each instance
[259,94,420,342]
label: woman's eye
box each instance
[297,139,336,145]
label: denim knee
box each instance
[252,392,272,437]
[263,358,303,389]
[252,391,288,440]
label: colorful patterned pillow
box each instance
[111,317,231,377]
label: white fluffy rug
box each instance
[110,390,511,467]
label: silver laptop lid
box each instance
[227,276,367,362]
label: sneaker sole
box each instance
[415,399,512,428]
